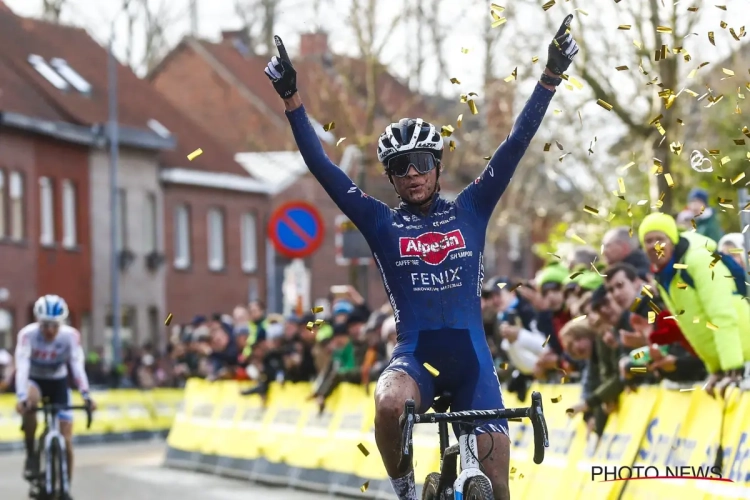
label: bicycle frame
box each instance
[400,391,549,499]
[28,403,93,497]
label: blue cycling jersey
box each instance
[287,83,553,355]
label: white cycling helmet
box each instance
[33,294,69,323]
[376,118,444,166]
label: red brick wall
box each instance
[163,184,268,325]
[35,138,92,330]
[0,131,38,338]
[150,44,291,152]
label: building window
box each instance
[148,306,160,346]
[174,204,191,269]
[241,212,258,273]
[0,308,12,350]
[104,306,136,364]
[207,208,225,271]
[0,170,6,238]
[143,192,158,253]
[9,172,24,241]
[62,179,77,248]
[39,177,54,245]
[116,188,127,251]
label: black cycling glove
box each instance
[264,35,298,99]
[546,14,579,75]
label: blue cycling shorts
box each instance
[382,328,509,437]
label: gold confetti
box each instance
[565,408,575,416]
[542,0,555,11]
[673,263,688,269]
[677,283,688,290]
[336,137,346,147]
[634,351,643,360]
[450,77,461,84]
[571,314,588,323]
[665,173,675,187]
[306,321,315,331]
[497,282,507,289]
[449,140,456,152]
[312,306,324,314]
[575,8,588,15]
[723,68,735,76]
[706,321,718,330]
[423,362,440,377]
[630,367,648,373]
[571,234,587,245]
[491,17,507,28]
[187,148,203,161]
[551,395,563,403]
[357,443,370,457]
[461,47,470,54]
[679,387,697,392]
[615,65,629,71]
[468,100,479,115]
[709,32,715,45]
[617,178,626,193]
[715,5,727,10]
[731,173,746,185]
[555,140,564,150]
[323,122,335,132]
[504,67,518,82]
[532,56,539,63]
[656,26,673,33]
[164,313,173,326]
[508,417,522,422]
[648,311,656,324]
[597,99,614,111]
[543,143,551,152]
[618,25,632,30]
[542,335,551,347]
[569,271,583,280]
[584,205,599,215]
[457,114,464,128]
[500,362,509,370]
[314,319,323,326]
[361,481,370,493]
[441,125,455,137]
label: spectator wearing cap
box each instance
[686,188,723,243]
[563,270,603,317]
[602,226,652,278]
[524,263,571,377]
[718,233,747,270]
[639,212,750,395]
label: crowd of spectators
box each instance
[1,190,748,437]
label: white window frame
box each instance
[207,208,225,271]
[62,179,77,248]
[143,192,158,253]
[0,170,5,238]
[173,204,191,269]
[28,54,69,90]
[9,171,24,241]
[49,58,92,94]
[39,177,54,245]
[241,212,258,273]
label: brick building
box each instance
[0,3,269,353]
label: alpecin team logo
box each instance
[399,229,467,265]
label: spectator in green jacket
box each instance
[638,212,750,396]
[686,188,724,243]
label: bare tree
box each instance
[41,0,67,22]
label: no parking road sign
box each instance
[268,201,325,258]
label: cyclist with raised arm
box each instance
[14,295,96,500]
[265,16,578,500]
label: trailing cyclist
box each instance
[14,295,96,500]
[264,15,578,500]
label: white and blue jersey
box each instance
[287,83,554,435]
[14,323,90,421]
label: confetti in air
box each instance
[187,148,203,161]
[164,313,173,326]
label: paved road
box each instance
[0,441,326,500]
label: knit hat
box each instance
[536,263,568,290]
[638,212,679,246]
[687,188,709,205]
[576,271,604,291]
[718,233,745,251]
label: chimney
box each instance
[299,31,329,58]
[221,29,252,57]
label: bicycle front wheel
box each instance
[421,472,442,500]
[463,476,494,500]
[49,437,66,499]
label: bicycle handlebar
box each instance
[26,403,94,430]
[398,390,549,470]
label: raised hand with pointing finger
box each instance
[264,35,298,99]
[541,14,580,88]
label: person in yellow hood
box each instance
[638,212,750,395]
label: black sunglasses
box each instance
[386,152,437,177]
